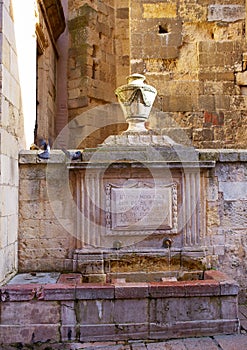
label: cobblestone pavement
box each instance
[1,305,247,350]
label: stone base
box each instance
[0,270,239,344]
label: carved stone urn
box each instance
[115,73,157,133]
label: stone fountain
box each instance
[70,74,215,283]
[1,74,239,345]
[62,74,239,340]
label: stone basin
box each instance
[108,270,203,283]
[73,248,207,284]
[0,270,240,344]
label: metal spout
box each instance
[162,238,172,249]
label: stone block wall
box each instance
[18,152,76,272]
[64,1,247,149]
[67,0,127,149]
[200,150,247,301]
[129,0,247,149]
[0,0,23,284]
[67,1,116,112]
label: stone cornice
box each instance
[19,149,247,165]
[39,0,65,41]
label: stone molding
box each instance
[19,149,247,164]
[38,0,65,41]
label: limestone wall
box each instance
[67,0,116,113]
[18,152,76,272]
[0,0,65,284]
[200,150,247,300]
[130,1,247,149]
[67,0,127,149]
[65,1,247,149]
[18,150,247,300]
[0,0,23,284]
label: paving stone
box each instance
[182,337,219,349]
[79,345,130,350]
[147,340,187,350]
[214,334,247,350]
[131,342,147,349]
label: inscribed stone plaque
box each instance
[105,183,177,234]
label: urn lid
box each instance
[127,73,146,85]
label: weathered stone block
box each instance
[239,151,247,161]
[77,259,104,274]
[215,334,247,349]
[58,273,82,285]
[193,128,214,142]
[61,325,77,342]
[61,301,77,341]
[0,325,60,344]
[78,299,114,324]
[216,72,235,81]
[199,96,215,111]
[207,203,220,226]
[219,181,247,200]
[117,8,129,19]
[184,280,220,297]
[143,3,177,19]
[150,297,221,324]
[114,299,148,324]
[198,41,217,53]
[79,324,115,341]
[215,95,230,110]
[149,282,186,298]
[76,284,114,300]
[220,282,239,297]
[0,301,60,324]
[220,297,238,321]
[115,283,149,299]
[236,71,247,86]
[204,111,224,126]
[41,284,75,300]
[208,5,245,23]
[219,152,239,162]
[0,185,18,216]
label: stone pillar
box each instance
[78,169,102,248]
[183,170,204,247]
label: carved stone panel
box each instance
[105,182,177,235]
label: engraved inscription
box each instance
[105,183,177,234]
